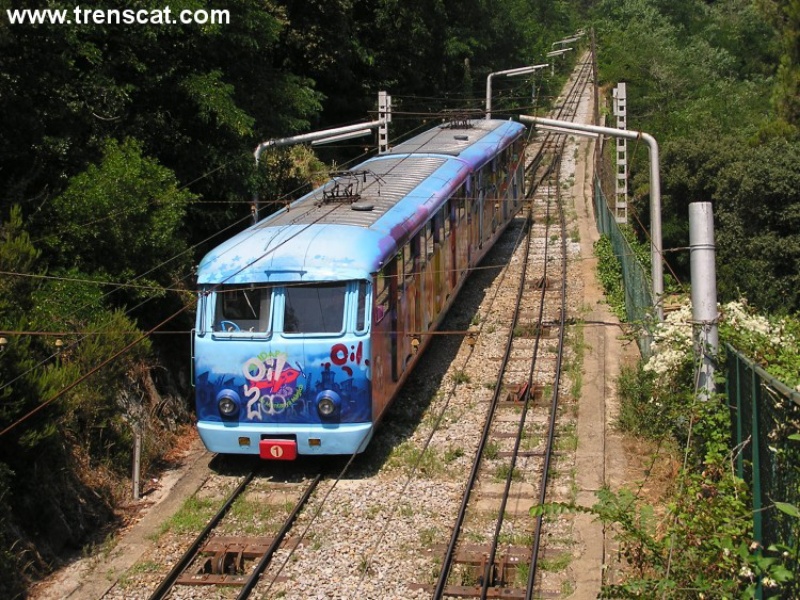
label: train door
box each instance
[512,139,523,209]
[448,199,457,289]
[502,149,512,222]
[424,222,435,328]
[433,210,444,314]
[372,267,393,413]
[476,186,485,250]
[466,177,474,265]
[411,233,423,338]
[456,193,469,278]
[390,253,401,382]
[395,239,418,379]
[518,141,527,202]
[487,160,498,237]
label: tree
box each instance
[43,138,194,290]
[715,138,800,312]
[757,0,800,130]
[0,0,324,245]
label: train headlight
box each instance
[216,390,240,418]
[316,390,341,420]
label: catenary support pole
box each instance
[486,65,548,119]
[520,115,664,320]
[689,202,719,400]
[251,93,391,223]
[132,421,142,500]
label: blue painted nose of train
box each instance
[194,338,372,425]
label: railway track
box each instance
[123,467,323,600]
[409,55,594,599]
[426,174,567,599]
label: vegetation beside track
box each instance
[588,1,800,595]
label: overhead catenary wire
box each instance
[0,115,407,394]
[0,114,460,434]
[1,69,574,440]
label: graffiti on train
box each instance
[329,340,370,378]
[243,351,305,419]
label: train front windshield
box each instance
[284,283,346,333]
[211,281,367,334]
[214,285,272,332]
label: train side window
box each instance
[375,269,390,322]
[356,280,369,332]
[283,282,346,334]
[396,251,404,294]
[215,285,272,333]
[403,239,417,286]
[425,222,434,261]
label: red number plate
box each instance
[259,439,297,460]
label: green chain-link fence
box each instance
[593,176,655,358]
[726,343,800,561]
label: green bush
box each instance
[594,235,625,319]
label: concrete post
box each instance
[132,421,142,500]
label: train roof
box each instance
[388,118,523,159]
[197,119,525,285]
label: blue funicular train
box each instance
[192,117,527,460]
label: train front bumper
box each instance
[197,421,374,457]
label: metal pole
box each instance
[132,422,142,500]
[689,202,719,400]
[253,119,388,162]
[520,115,664,320]
[378,90,392,154]
[251,118,387,223]
[486,65,548,119]
[485,72,495,119]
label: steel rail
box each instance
[431,52,594,599]
[147,469,256,600]
[526,151,569,600]
[480,148,566,599]
[235,473,322,599]
[431,204,535,599]
[432,115,563,597]
[524,53,593,600]
[481,53,592,599]
[431,76,574,596]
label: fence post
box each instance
[132,422,142,501]
[751,364,763,545]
